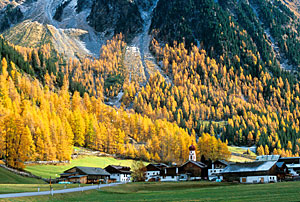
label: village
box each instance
[58,144,300,185]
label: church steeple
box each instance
[189,144,196,161]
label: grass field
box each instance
[25,156,146,178]
[2,181,300,202]
[0,167,89,195]
[0,167,44,184]
[228,146,256,162]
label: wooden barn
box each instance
[159,161,207,182]
[221,161,278,183]
[180,161,207,180]
[160,166,180,182]
[60,166,111,184]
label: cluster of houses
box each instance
[59,144,300,184]
[145,145,300,183]
[59,165,131,184]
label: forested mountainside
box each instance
[1,0,300,169]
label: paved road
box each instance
[0,183,122,199]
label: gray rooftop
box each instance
[222,161,277,173]
[217,160,229,166]
[276,162,285,168]
[286,164,300,169]
[256,155,280,161]
[181,161,207,168]
[76,167,111,176]
[68,175,87,179]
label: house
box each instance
[60,166,111,184]
[145,163,168,181]
[179,160,207,181]
[160,145,207,181]
[160,166,180,182]
[278,157,300,177]
[208,160,229,181]
[221,161,278,183]
[105,165,132,182]
[275,161,288,180]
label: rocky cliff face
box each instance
[88,0,144,41]
[0,4,23,32]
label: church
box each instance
[146,144,208,182]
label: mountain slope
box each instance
[1,0,300,166]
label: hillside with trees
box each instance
[1,0,300,170]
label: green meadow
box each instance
[1,181,300,202]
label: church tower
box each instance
[189,144,196,161]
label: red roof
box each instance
[189,144,196,151]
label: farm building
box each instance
[104,165,132,182]
[60,166,111,184]
[160,167,180,182]
[278,157,300,177]
[145,163,168,181]
[159,145,207,182]
[179,160,207,181]
[208,160,229,181]
[256,155,280,162]
[221,161,278,183]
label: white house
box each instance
[145,163,168,181]
[105,165,132,182]
[208,160,229,181]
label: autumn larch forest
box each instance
[0,0,300,170]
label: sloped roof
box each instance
[76,167,111,176]
[276,162,285,168]
[222,161,277,174]
[152,163,168,168]
[181,161,207,168]
[216,160,229,166]
[105,165,132,174]
[286,164,300,169]
[280,157,300,160]
[256,155,280,161]
[60,172,78,176]
[146,163,168,170]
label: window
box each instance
[172,176,174,179]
